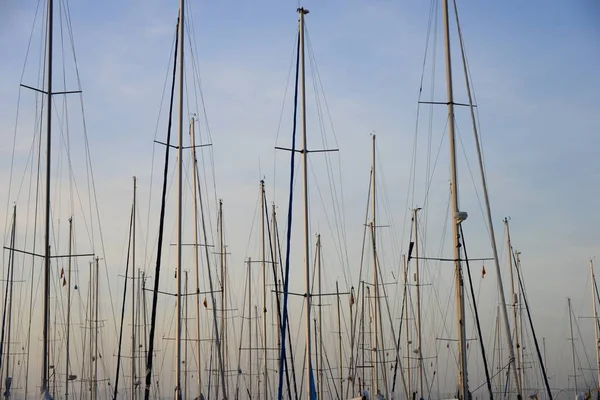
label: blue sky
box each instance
[0,0,599,397]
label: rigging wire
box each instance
[112,197,134,399]
[460,224,494,399]
[143,16,179,400]
[263,187,296,400]
[304,26,351,290]
[512,250,553,399]
[143,25,178,274]
[400,0,439,265]
[277,30,300,400]
[272,34,300,206]
[3,0,44,242]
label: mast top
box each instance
[297,7,309,15]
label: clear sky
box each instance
[0,0,599,398]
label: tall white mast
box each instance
[348,284,355,399]
[591,260,600,393]
[94,257,100,400]
[190,118,203,399]
[370,134,379,397]
[137,268,143,393]
[297,7,314,399]
[336,281,343,400]
[495,306,502,392]
[190,119,227,400]
[451,0,522,396]
[441,0,468,397]
[504,218,521,393]
[255,305,260,399]
[413,208,424,400]
[185,271,189,400]
[260,180,268,400]
[175,0,185,397]
[88,258,99,400]
[368,286,374,394]
[361,282,366,391]
[131,177,137,400]
[88,262,93,400]
[516,252,526,393]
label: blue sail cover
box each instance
[309,361,317,400]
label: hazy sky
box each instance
[0,0,599,398]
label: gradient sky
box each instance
[0,0,599,397]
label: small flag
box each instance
[60,268,64,278]
[481,265,486,279]
[203,298,208,308]
[62,278,67,287]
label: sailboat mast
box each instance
[441,1,468,397]
[65,217,73,400]
[190,118,203,398]
[185,271,189,400]
[361,282,366,391]
[255,305,260,400]
[88,262,93,400]
[272,204,281,356]
[260,180,268,400]
[568,297,578,394]
[451,0,522,396]
[403,254,411,398]
[349,285,355,398]
[516,252,526,393]
[175,0,185,397]
[413,208,424,400]
[297,8,314,399]
[317,234,323,399]
[368,287,374,394]
[336,281,343,400]
[219,199,227,386]
[504,218,522,393]
[370,134,379,396]
[542,337,547,372]
[591,260,600,394]
[132,177,137,400]
[140,270,146,393]
[495,306,501,393]
[42,0,54,395]
[4,207,16,400]
[248,258,253,400]
[94,257,100,400]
